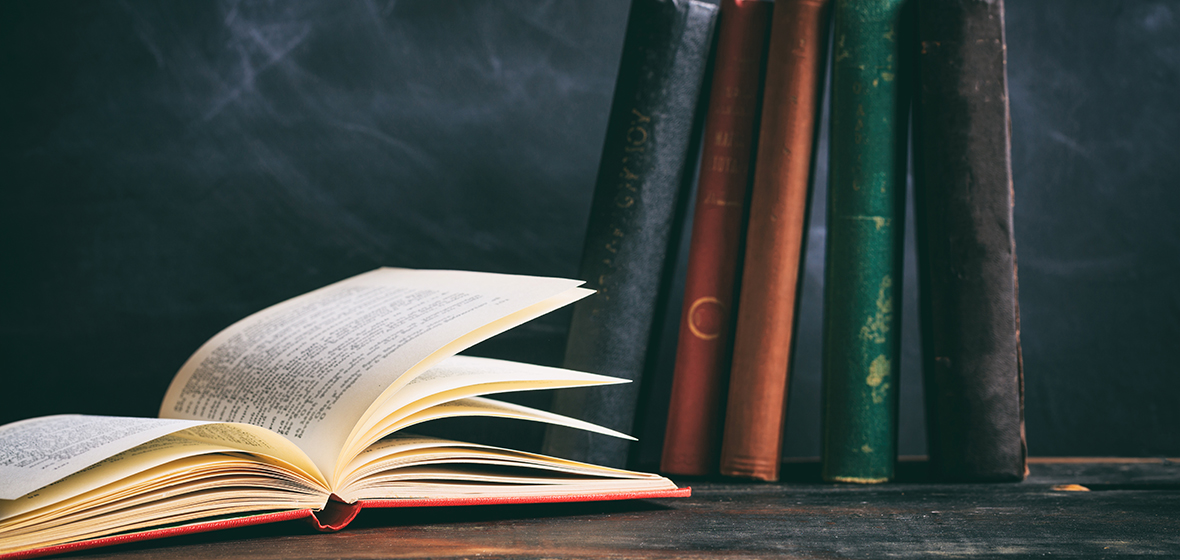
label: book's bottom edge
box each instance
[720,457,780,482]
[0,509,315,560]
[825,475,890,484]
[352,486,690,513]
[1,487,691,560]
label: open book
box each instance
[0,269,684,559]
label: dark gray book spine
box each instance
[913,0,1027,481]
[543,0,719,468]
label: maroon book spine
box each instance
[720,0,831,481]
[661,0,773,477]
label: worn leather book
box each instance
[661,0,773,477]
[0,269,687,559]
[543,0,718,469]
[821,0,913,484]
[913,0,1027,482]
[717,0,832,481]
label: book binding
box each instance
[662,0,773,477]
[544,0,719,468]
[821,0,913,484]
[913,0,1027,482]
[718,0,832,482]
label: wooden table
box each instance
[67,459,1178,559]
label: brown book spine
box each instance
[719,0,831,481]
[661,0,773,477]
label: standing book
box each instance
[0,269,685,559]
[544,0,719,469]
[821,0,913,484]
[718,0,832,481]
[661,0,773,477]
[913,0,1026,482]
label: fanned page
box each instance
[0,416,328,556]
[158,268,590,483]
[328,356,677,501]
[335,435,674,503]
[339,355,632,474]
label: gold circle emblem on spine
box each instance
[687,296,725,340]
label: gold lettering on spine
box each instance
[598,107,653,300]
[626,126,648,146]
[703,191,743,208]
[604,227,624,254]
[712,156,743,174]
[615,111,648,209]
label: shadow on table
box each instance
[67,499,674,559]
[346,498,673,529]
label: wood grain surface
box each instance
[55,460,1179,559]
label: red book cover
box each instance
[719,0,831,481]
[661,0,773,477]
[0,488,691,560]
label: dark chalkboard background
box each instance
[3,0,1177,462]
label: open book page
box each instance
[1,468,326,557]
[382,397,636,444]
[0,428,327,525]
[0,419,326,515]
[0,422,330,557]
[341,355,632,466]
[335,435,674,502]
[340,395,635,478]
[158,268,588,484]
[0,415,207,501]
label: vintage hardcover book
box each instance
[913,0,1026,482]
[821,0,913,484]
[661,0,773,477]
[544,0,719,469]
[717,0,832,481]
[0,269,685,559]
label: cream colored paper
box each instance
[335,435,673,502]
[0,422,325,518]
[340,355,628,463]
[159,268,587,482]
[0,415,207,500]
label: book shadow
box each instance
[65,500,674,558]
[777,459,932,484]
[346,498,673,530]
[666,458,934,485]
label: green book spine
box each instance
[821,0,913,484]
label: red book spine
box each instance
[719,0,831,481]
[661,0,773,477]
